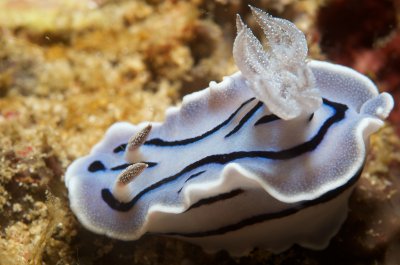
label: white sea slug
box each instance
[65,7,394,256]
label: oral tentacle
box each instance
[125,124,152,162]
[112,162,148,202]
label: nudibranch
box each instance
[65,7,394,255]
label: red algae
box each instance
[316,0,400,133]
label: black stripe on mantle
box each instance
[87,161,158,173]
[177,171,207,194]
[145,97,256,146]
[101,98,348,212]
[164,165,363,238]
[225,102,263,138]
[111,97,256,152]
[184,189,244,212]
[254,114,280,126]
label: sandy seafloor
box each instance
[0,0,400,264]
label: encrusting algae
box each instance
[0,0,400,264]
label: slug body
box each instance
[65,7,394,255]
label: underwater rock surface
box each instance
[0,0,399,264]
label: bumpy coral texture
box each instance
[0,0,399,264]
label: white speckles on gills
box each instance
[233,6,322,120]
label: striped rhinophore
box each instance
[65,7,394,256]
